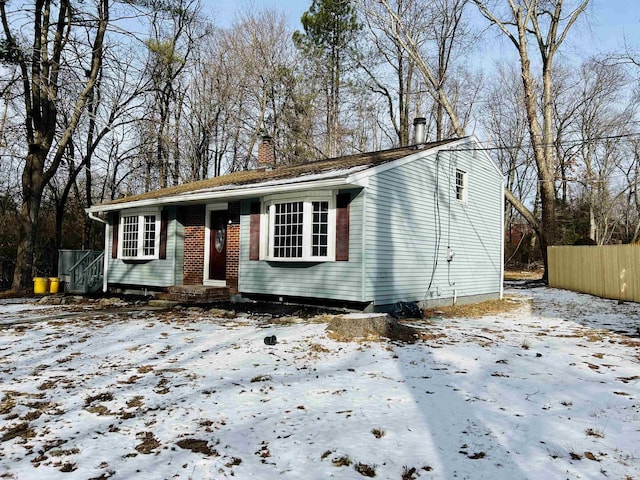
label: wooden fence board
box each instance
[548,245,640,302]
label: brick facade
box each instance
[182,205,205,285]
[225,202,241,293]
[180,202,241,290]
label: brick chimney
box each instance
[257,135,275,168]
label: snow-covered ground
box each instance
[0,287,638,479]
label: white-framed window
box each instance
[263,192,336,261]
[119,209,160,260]
[455,169,467,203]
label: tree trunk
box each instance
[12,152,46,288]
[4,0,109,290]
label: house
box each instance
[86,132,504,309]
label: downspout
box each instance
[361,189,368,306]
[88,211,109,293]
[87,211,107,225]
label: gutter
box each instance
[86,177,350,214]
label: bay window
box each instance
[264,193,336,261]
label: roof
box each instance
[89,138,463,213]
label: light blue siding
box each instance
[363,145,503,305]
[238,190,365,302]
[104,139,502,305]
[107,207,180,287]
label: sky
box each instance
[587,0,640,52]
[201,0,640,63]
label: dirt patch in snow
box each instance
[135,431,160,454]
[423,296,526,319]
[326,314,420,343]
[176,438,219,456]
[504,268,544,281]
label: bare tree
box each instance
[621,138,640,242]
[141,0,202,189]
[482,64,537,248]
[356,0,470,139]
[472,0,589,280]
[355,0,426,146]
[571,60,634,244]
[49,45,149,251]
[0,0,109,290]
[178,9,316,177]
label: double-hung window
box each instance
[455,169,468,203]
[119,210,160,260]
[264,193,335,261]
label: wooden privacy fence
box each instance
[548,244,640,302]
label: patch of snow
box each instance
[0,287,638,479]
[0,302,59,324]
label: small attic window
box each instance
[455,169,467,203]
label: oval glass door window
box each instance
[215,227,226,253]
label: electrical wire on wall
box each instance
[424,151,442,302]
[447,149,456,288]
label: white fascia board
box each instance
[345,137,474,185]
[86,176,350,214]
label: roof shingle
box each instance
[100,138,459,207]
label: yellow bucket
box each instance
[49,277,60,294]
[33,277,49,294]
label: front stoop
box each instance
[157,285,230,304]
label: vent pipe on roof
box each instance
[257,135,275,169]
[413,117,427,147]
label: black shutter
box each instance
[111,212,120,259]
[249,201,261,261]
[335,193,350,261]
[159,210,169,259]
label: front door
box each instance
[209,210,228,281]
